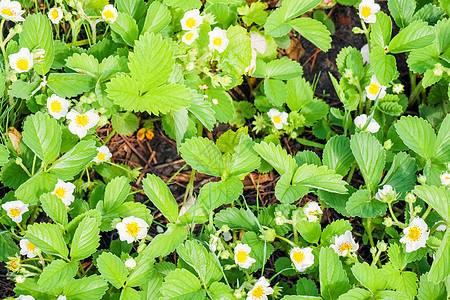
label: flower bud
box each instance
[433,63,444,77]
[15,275,25,283]
[14,24,22,34]
[383,139,393,150]
[352,27,365,34]
[220,250,230,259]
[383,217,393,227]
[124,258,136,269]
[418,175,427,184]
[234,289,244,299]
[375,185,397,203]
[260,228,276,242]
[186,62,195,71]
[370,246,377,255]
[393,84,404,94]
[414,206,422,214]
[377,241,387,252]
[405,193,416,203]
[15,157,22,165]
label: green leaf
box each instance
[239,2,268,26]
[0,231,19,262]
[264,8,293,37]
[368,47,398,85]
[96,252,128,289]
[26,223,68,259]
[323,135,354,176]
[38,260,78,290]
[346,189,387,218]
[40,193,68,226]
[205,89,234,123]
[216,128,248,153]
[294,150,321,166]
[161,108,189,144]
[0,144,9,167]
[65,53,99,78]
[9,79,40,100]
[388,243,407,270]
[47,73,96,98]
[228,135,260,177]
[321,219,353,246]
[292,164,348,194]
[110,12,139,46]
[264,78,287,106]
[351,262,386,293]
[179,137,224,177]
[389,21,435,53]
[126,254,155,287]
[177,240,222,286]
[22,112,61,165]
[120,286,141,300]
[414,185,450,224]
[388,0,416,28]
[142,1,171,35]
[160,268,206,299]
[103,176,131,213]
[435,18,450,54]
[142,224,188,258]
[264,57,303,80]
[197,177,243,210]
[275,172,309,204]
[254,141,297,175]
[188,91,216,131]
[63,275,108,300]
[296,277,319,296]
[318,188,353,217]
[370,12,392,48]
[395,116,436,160]
[214,207,260,232]
[208,282,237,300]
[219,25,252,75]
[380,152,417,197]
[111,113,139,136]
[350,132,386,192]
[319,247,351,300]
[142,174,179,223]
[242,231,275,273]
[19,13,54,75]
[15,171,57,204]
[433,114,450,164]
[286,76,314,111]
[70,216,100,261]
[116,0,146,20]
[289,17,332,52]
[50,140,98,180]
[162,0,201,10]
[383,263,418,299]
[417,272,447,300]
[376,291,408,300]
[296,218,321,243]
[338,288,371,300]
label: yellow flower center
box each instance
[407,225,422,242]
[16,58,29,71]
[75,115,89,127]
[292,250,305,264]
[50,9,59,20]
[54,187,66,199]
[308,211,316,215]
[368,82,380,95]
[185,32,194,41]
[126,222,141,237]
[339,242,353,254]
[236,250,249,263]
[273,115,281,124]
[185,17,196,28]
[213,37,223,47]
[97,153,106,161]
[9,208,21,218]
[50,100,62,113]
[1,7,14,16]
[103,9,114,20]
[27,242,35,251]
[361,6,371,18]
[251,285,264,299]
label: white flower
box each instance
[124,258,136,269]
[267,108,288,129]
[290,247,314,272]
[17,296,35,300]
[9,48,33,73]
[33,49,45,61]
[102,4,117,23]
[375,185,397,202]
[400,217,429,253]
[223,231,232,242]
[247,277,274,300]
[116,216,149,244]
[393,84,404,94]
[440,172,450,186]
[359,0,380,23]
[365,75,386,100]
[435,222,446,232]
[234,243,256,269]
[52,179,76,206]
[245,33,267,75]
[303,202,323,222]
[66,109,100,138]
[0,0,25,22]
[57,296,66,300]
[208,27,229,53]
[354,114,380,133]
[360,44,369,65]
[47,94,70,119]
[180,9,204,30]
[19,239,38,258]
[48,7,63,24]
[182,29,199,45]
[93,145,112,163]
[209,234,219,252]
[330,230,359,256]
[2,200,28,223]
[433,63,444,77]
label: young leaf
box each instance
[228,135,261,177]
[96,252,128,289]
[37,260,78,290]
[346,189,387,218]
[103,176,131,212]
[40,193,68,226]
[319,247,351,300]
[70,216,100,261]
[289,17,332,52]
[292,164,348,194]
[275,172,309,204]
[142,174,179,223]
[26,223,69,259]
[323,135,354,176]
[254,141,297,175]
[197,177,244,210]
[110,12,139,46]
[388,20,435,53]
[141,1,171,35]
[160,268,205,299]
[351,262,387,293]
[142,224,188,258]
[395,116,436,160]
[62,275,108,300]
[179,137,224,177]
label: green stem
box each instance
[274,234,297,247]
[296,138,325,149]
[346,163,356,183]
[421,205,433,220]
[388,202,406,228]
[21,264,43,273]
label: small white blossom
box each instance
[359,0,380,23]
[267,108,288,130]
[2,200,28,223]
[234,243,256,269]
[182,29,199,45]
[400,217,429,253]
[360,44,370,65]
[330,230,359,256]
[393,84,404,94]
[17,296,35,300]
[116,216,149,244]
[365,75,387,100]
[0,0,25,22]
[223,231,232,242]
[375,185,396,203]
[303,202,323,222]
[354,114,380,133]
[433,63,444,77]
[435,222,446,232]
[180,9,204,31]
[101,4,117,23]
[48,7,63,24]
[247,277,274,300]
[440,172,450,186]
[66,109,100,138]
[9,48,33,73]
[52,179,76,206]
[57,296,66,300]
[208,27,229,53]
[209,234,219,252]
[124,258,136,269]
[19,239,38,258]
[93,145,112,163]
[290,247,314,272]
[47,94,70,119]
[245,34,267,75]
